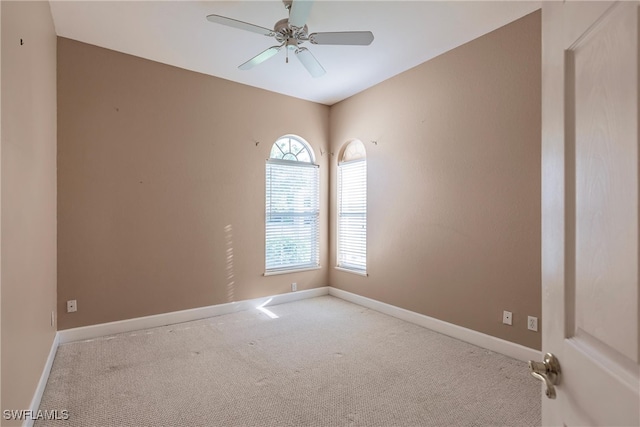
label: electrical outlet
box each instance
[51,311,55,327]
[67,300,77,313]
[502,310,512,326]
[528,316,538,331]
[291,282,297,292]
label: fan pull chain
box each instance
[286,47,289,64]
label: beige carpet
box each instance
[37,296,541,426]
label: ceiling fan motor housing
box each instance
[286,38,299,51]
[274,18,308,44]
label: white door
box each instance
[541,1,640,425]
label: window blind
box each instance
[266,160,320,272]
[338,159,367,272]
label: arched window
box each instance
[265,135,319,273]
[337,140,367,274]
[269,135,314,163]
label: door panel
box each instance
[541,1,640,425]
[563,340,639,426]
[571,1,638,364]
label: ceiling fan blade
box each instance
[289,0,313,28]
[309,31,374,46]
[295,47,325,78]
[239,46,282,70]
[206,14,275,37]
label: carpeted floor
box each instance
[37,296,541,426]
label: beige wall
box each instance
[1,0,58,420]
[329,11,541,349]
[57,38,330,330]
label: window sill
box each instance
[264,266,322,276]
[335,266,368,277]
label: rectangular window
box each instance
[337,159,366,273]
[266,160,320,273]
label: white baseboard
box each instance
[24,332,60,427]
[328,287,541,362]
[58,286,329,344]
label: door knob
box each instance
[528,353,561,399]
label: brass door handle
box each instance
[528,353,561,399]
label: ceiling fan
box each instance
[206,0,374,78]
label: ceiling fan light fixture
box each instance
[286,38,299,50]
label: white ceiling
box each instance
[49,1,541,106]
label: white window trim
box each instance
[334,266,368,277]
[266,158,318,168]
[264,266,322,276]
